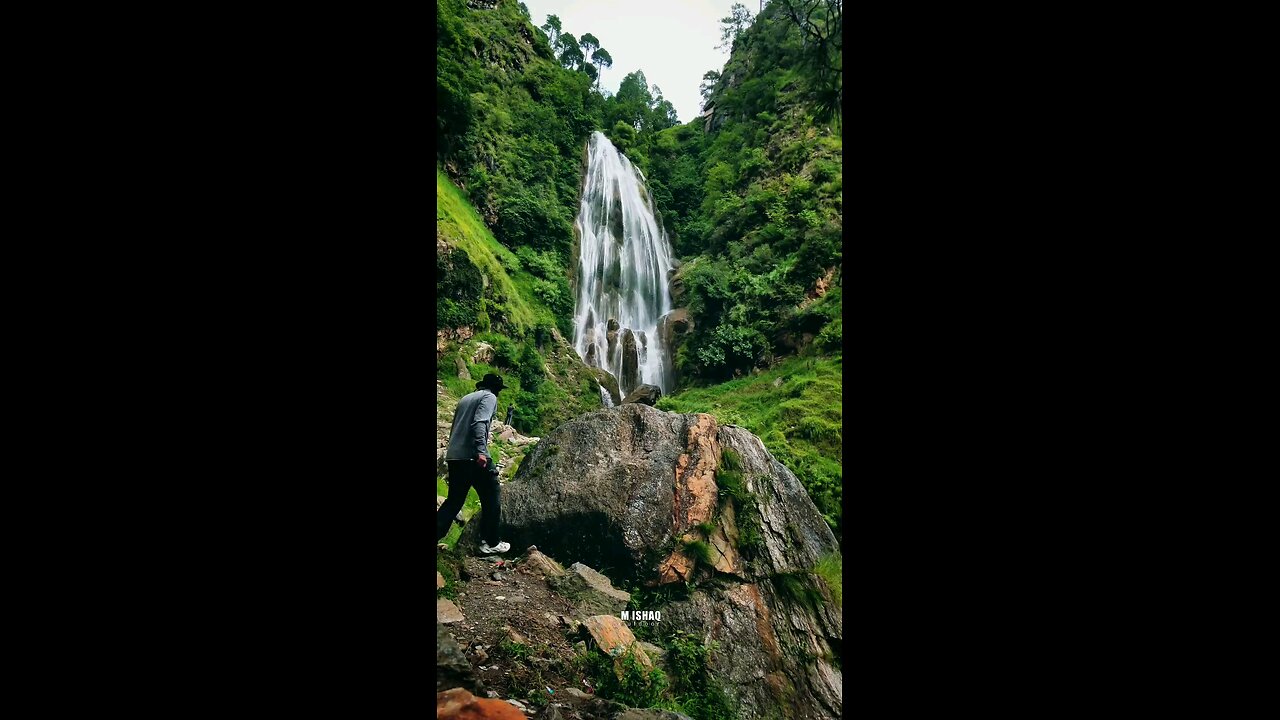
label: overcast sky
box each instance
[520,0,746,125]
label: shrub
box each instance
[491,336,519,369]
[515,341,545,390]
[578,648,668,709]
[515,247,565,280]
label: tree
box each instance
[578,32,600,58]
[699,70,721,108]
[776,0,842,121]
[591,47,613,89]
[716,3,753,52]
[541,14,562,47]
[557,32,584,69]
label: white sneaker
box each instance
[479,541,511,554]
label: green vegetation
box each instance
[437,0,842,546]
[499,639,531,661]
[638,2,843,383]
[437,170,605,436]
[814,552,842,606]
[713,450,765,554]
[436,544,465,599]
[663,632,737,720]
[659,355,842,538]
[680,538,715,567]
[577,647,669,709]
[773,571,825,614]
[576,632,735,720]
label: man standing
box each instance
[438,373,511,554]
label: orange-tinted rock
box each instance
[658,414,721,583]
[581,615,652,670]
[436,688,526,720]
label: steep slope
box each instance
[437,168,609,437]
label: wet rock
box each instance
[436,688,522,720]
[620,330,639,393]
[547,563,631,617]
[588,367,621,406]
[621,384,662,406]
[437,624,485,694]
[437,598,464,624]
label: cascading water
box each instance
[573,131,676,399]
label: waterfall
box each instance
[572,131,676,398]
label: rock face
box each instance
[620,329,639,393]
[657,308,692,352]
[588,367,622,406]
[438,623,486,694]
[459,403,842,720]
[621,384,662,406]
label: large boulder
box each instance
[458,403,842,720]
[621,384,662,406]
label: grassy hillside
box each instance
[437,168,604,436]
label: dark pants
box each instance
[437,459,501,546]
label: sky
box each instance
[519,0,747,125]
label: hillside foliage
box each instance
[436,0,842,537]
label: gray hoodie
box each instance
[445,389,498,462]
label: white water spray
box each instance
[572,131,676,398]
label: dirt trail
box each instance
[440,549,597,713]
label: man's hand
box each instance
[477,455,489,468]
